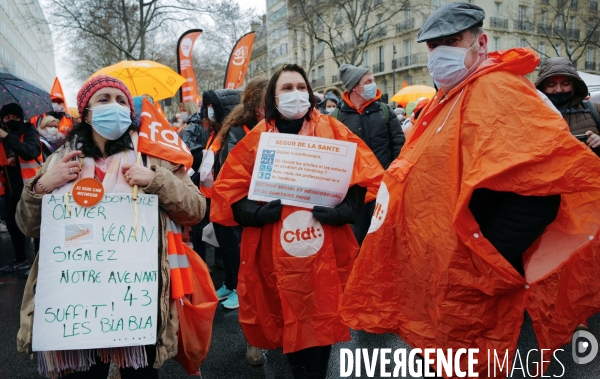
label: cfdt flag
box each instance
[139,98,193,169]
[223,32,255,89]
[50,77,69,112]
[177,29,203,102]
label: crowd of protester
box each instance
[1,3,600,378]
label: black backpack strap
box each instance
[230,125,247,143]
[581,100,600,129]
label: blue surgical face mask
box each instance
[357,83,377,100]
[89,102,131,140]
[207,107,216,121]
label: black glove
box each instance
[232,197,282,227]
[312,185,367,226]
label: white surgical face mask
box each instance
[276,90,311,120]
[52,102,65,112]
[207,107,216,121]
[325,107,336,114]
[427,40,480,88]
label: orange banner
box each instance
[223,32,255,90]
[177,29,203,103]
[50,77,69,112]
[139,98,193,169]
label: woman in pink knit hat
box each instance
[14,75,206,378]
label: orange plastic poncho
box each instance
[211,110,384,353]
[340,48,600,376]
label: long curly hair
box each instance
[218,78,269,145]
[65,106,138,159]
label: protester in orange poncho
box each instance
[211,64,383,378]
[341,3,600,377]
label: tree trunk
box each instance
[139,0,145,60]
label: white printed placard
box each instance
[32,194,159,351]
[248,133,357,208]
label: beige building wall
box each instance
[0,0,55,90]
[249,0,600,100]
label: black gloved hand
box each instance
[254,199,282,226]
[312,185,367,226]
[232,197,282,227]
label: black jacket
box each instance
[336,99,405,169]
[214,125,248,180]
[202,89,241,124]
[1,123,41,198]
[179,112,211,172]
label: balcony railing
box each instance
[515,20,534,32]
[589,31,600,41]
[373,26,387,38]
[490,17,509,29]
[396,18,415,33]
[554,27,565,37]
[396,53,428,68]
[253,45,267,56]
[372,62,385,73]
[332,75,339,83]
[569,28,580,39]
[592,0,598,10]
[538,25,551,34]
[312,77,325,87]
[538,58,547,67]
[392,59,398,70]
[585,61,596,70]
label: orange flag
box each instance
[177,29,203,102]
[223,32,255,89]
[139,98,193,169]
[50,77,69,113]
[401,80,408,89]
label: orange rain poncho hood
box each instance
[211,110,383,353]
[340,48,600,376]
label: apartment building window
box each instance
[493,37,501,51]
[540,43,546,56]
[363,51,370,68]
[404,76,413,85]
[494,2,500,18]
[568,45,575,54]
[519,38,527,47]
[318,65,324,78]
[311,69,316,81]
[378,46,384,63]
[556,45,562,56]
[404,39,411,56]
[541,11,547,26]
[432,0,444,10]
[570,17,576,29]
[588,47,595,62]
[295,52,298,64]
[518,5,527,22]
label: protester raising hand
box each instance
[33,150,80,194]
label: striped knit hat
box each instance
[77,75,134,118]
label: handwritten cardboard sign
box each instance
[248,133,357,208]
[32,194,159,352]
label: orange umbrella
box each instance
[390,85,436,107]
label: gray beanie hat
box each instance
[339,64,369,91]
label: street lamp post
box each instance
[392,44,397,94]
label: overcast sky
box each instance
[54,0,267,108]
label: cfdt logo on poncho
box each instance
[281,211,324,257]
[368,182,390,234]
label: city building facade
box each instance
[0,0,55,90]
[248,0,600,102]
